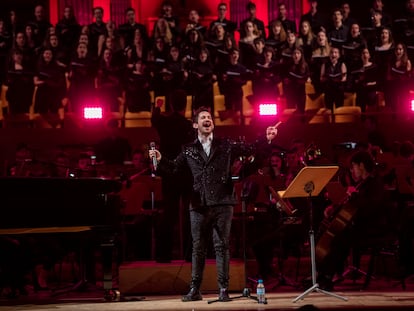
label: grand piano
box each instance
[0,177,122,300]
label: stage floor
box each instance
[2,277,414,311]
[2,291,414,311]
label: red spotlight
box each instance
[411,99,414,112]
[83,107,103,120]
[259,103,278,116]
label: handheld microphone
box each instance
[150,142,157,174]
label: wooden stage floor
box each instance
[2,277,414,311]
[2,291,414,311]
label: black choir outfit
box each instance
[373,47,394,92]
[208,18,237,37]
[204,39,225,67]
[190,57,214,112]
[0,30,11,85]
[321,59,346,110]
[284,60,310,113]
[34,59,66,114]
[240,17,266,39]
[28,18,52,48]
[5,64,34,114]
[88,21,108,57]
[159,53,186,111]
[239,41,258,70]
[149,43,169,98]
[327,25,349,48]
[68,56,96,113]
[55,17,81,52]
[125,67,152,112]
[221,62,248,112]
[384,60,411,113]
[353,63,378,112]
[252,60,280,105]
[96,59,122,112]
[343,35,367,74]
[300,10,326,35]
[118,22,148,49]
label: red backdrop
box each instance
[49,0,308,31]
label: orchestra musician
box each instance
[251,152,290,281]
[316,150,389,290]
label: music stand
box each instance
[277,166,348,303]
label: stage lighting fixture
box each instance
[411,99,414,112]
[83,107,103,120]
[259,103,277,116]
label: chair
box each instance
[124,110,152,127]
[347,198,404,290]
[354,232,404,290]
[242,80,254,124]
[308,107,332,124]
[305,93,324,111]
[334,106,361,123]
[1,84,9,118]
[185,95,193,119]
[344,92,356,107]
[154,96,166,112]
[278,81,284,97]
[213,81,221,97]
[213,94,239,126]
[106,91,126,127]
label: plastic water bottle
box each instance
[256,279,266,304]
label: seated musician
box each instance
[316,150,389,290]
[74,152,97,177]
[251,152,294,281]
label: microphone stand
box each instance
[149,142,158,260]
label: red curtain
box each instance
[268,0,302,29]
[110,0,131,26]
[230,0,302,31]
[230,0,250,30]
[60,0,93,26]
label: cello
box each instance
[315,178,367,263]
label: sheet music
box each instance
[226,71,241,76]
[289,71,306,79]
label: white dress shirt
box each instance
[198,133,213,157]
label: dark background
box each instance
[317,0,408,23]
[0,0,409,27]
[0,0,49,26]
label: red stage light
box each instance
[259,103,278,116]
[411,99,414,112]
[83,107,103,119]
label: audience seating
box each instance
[185,95,193,119]
[0,77,398,128]
[334,106,361,123]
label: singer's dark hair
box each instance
[193,106,212,123]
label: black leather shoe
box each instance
[182,287,202,302]
[219,288,231,302]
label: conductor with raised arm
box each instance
[149,107,279,302]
